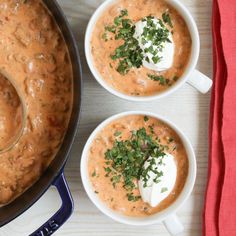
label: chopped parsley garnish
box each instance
[103,9,177,84]
[141,15,171,48]
[168,137,174,143]
[104,166,112,177]
[161,187,168,193]
[162,12,173,28]
[114,9,128,26]
[144,116,149,122]
[141,156,164,188]
[147,74,167,85]
[111,174,122,188]
[103,9,143,75]
[92,170,96,177]
[127,193,141,202]
[148,124,154,134]
[105,25,116,33]
[120,9,128,17]
[173,76,179,81]
[114,131,122,137]
[104,127,166,201]
[147,74,178,86]
[102,32,108,41]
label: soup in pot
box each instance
[0,0,73,205]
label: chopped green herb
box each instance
[92,170,96,177]
[152,56,161,64]
[113,10,128,26]
[144,116,149,122]
[120,9,128,17]
[105,25,116,33]
[104,10,174,76]
[114,16,122,26]
[145,57,150,63]
[142,157,164,188]
[111,174,122,188]
[102,32,108,41]
[103,9,144,75]
[104,167,112,177]
[114,131,122,137]
[162,12,173,28]
[140,16,171,66]
[147,74,167,85]
[148,125,154,134]
[161,187,168,193]
[104,127,166,200]
[168,137,174,143]
[173,76,178,81]
[127,193,141,202]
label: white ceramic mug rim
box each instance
[85,0,200,102]
[80,111,197,225]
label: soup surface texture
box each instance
[0,74,24,152]
[91,0,192,96]
[88,115,188,216]
[0,0,73,204]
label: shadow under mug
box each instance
[85,0,213,101]
[81,111,197,235]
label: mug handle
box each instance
[30,172,74,236]
[187,69,213,94]
[163,214,184,235]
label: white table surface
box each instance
[1,0,212,235]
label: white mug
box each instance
[80,111,197,235]
[85,0,212,102]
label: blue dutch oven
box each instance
[0,1,82,235]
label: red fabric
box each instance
[204,0,236,235]
[218,0,236,235]
[203,1,226,235]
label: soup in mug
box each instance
[88,115,189,216]
[90,0,192,96]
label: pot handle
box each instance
[30,172,74,236]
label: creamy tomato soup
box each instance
[0,74,24,152]
[0,0,73,204]
[90,0,192,96]
[88,115,188,216]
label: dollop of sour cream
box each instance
[138,153,177,207]
[133,17,174,72]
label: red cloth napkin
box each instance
[218,0,236,235]
[203,0,236,235]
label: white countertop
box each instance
[1,0,212,235]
